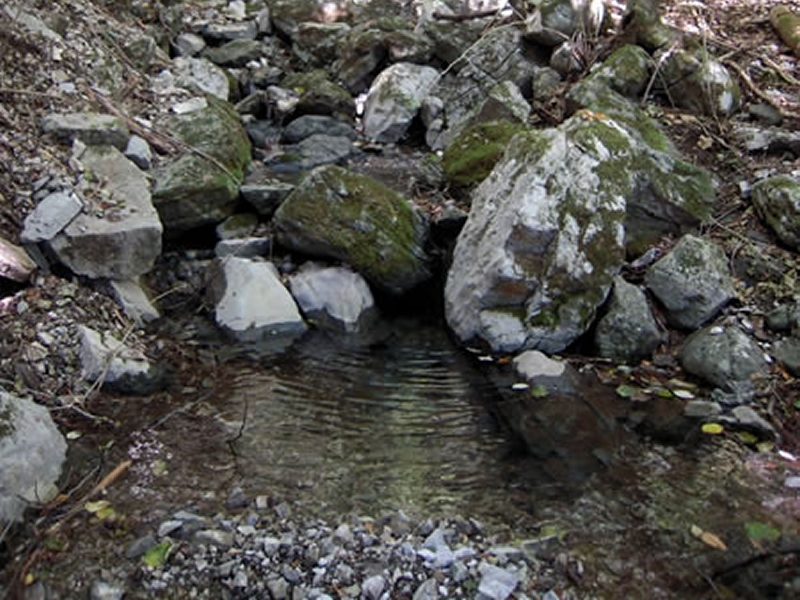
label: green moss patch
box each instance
[443,120,523,190]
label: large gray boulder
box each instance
[0,392,67,523]
[645,235,736,330]
[153,96,251,235]
[751,175,800,250]
[362,62,439,143]
[594,276,663,363]
[288,262,377,333]
[206,257,307,342]
[445,115,628,353]
[48,145,162,279]
[680,325,769,390]
[273,166,431,295]
[567,77,715,255]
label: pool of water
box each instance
[213,318,570,521]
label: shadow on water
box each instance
[212,316,613,522]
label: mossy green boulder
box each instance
[273,165,431,295]
[445,88,714,353]
[567,77,715,255]
[751,175,800,250]
[443,120,524,191]
[152,95,251,235]
[281,70,355,120]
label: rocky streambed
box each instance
[1,0,800,598]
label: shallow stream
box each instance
[213,317,567,523]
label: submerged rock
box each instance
[645,235,735,330]
[288,263,377,333]
[48,145,162,280]
[680,325,769,390]
[206,257,306,342]
[0,392,67,523]
[273,165,431,295]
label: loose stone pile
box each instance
[105,503,571,600]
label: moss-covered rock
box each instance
[584,44,651,98]
[567,78,715,255]
[442,120,525,190]
[153,95,251,235]
[281,70,355,120]
[751,175,800,250]
[273,165,431,295]
[659,48,741,117]
[445,115,632,353]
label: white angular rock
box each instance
[207,257,307,342]
[363,62,439,143]
[289,263,376,333]
[78,325,152,388]
[173,57,230,101]
[174,32,206,57]
[22,191,84,243]
[0,236,37,282]
[48,145,163,279]
[445,118,627,353]
[108,278,160,325]
[0,392,67,523]
[477,563,519,600]
[124,135,152,170]
[214,237,272,258]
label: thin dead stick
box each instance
[86,87,176,155]
[0,88,66,101]
[761,54,800,87]
[724,59,784,112]
[46,459,132,534]
[433,8,505,21]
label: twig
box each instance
[226,395,248,458]
[723,60,783,112]
[46,459,132,534]
[433,9,505,21]
[147,391,212,430]
[0,88,66,101]
[86,87,176,155]
[761,55,800,87]
[641,42,679,106]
